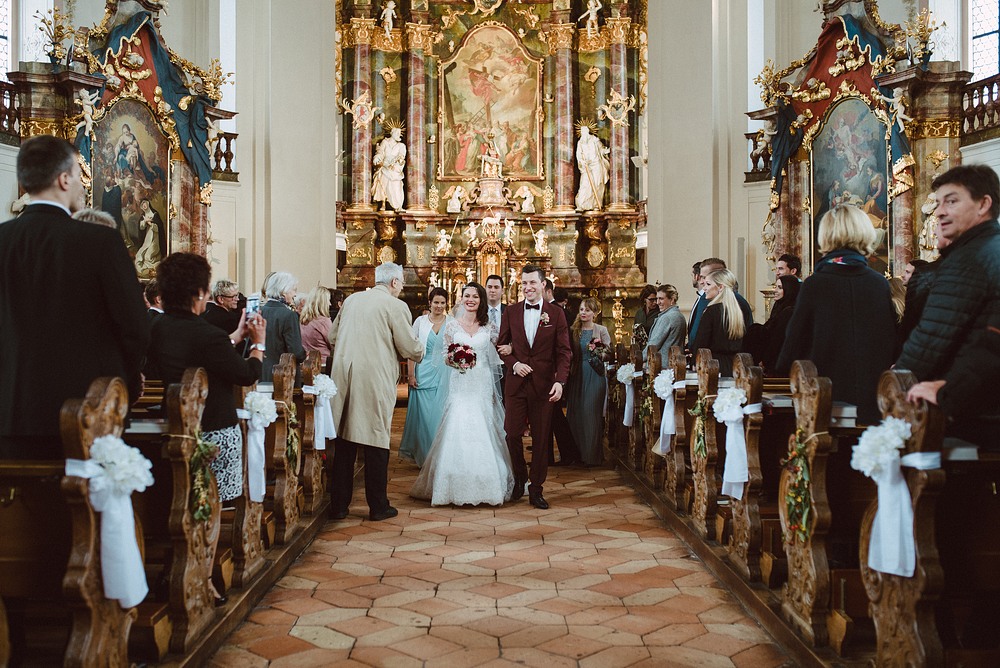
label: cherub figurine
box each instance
[578,0,603,39]
[429,270,440,287]
[532,228,548,255]
[206,117,221,149]
[75,89,100,138]
[750,121,777,164]
[465,220,478,243]
[503,216,516,242]
[879,87,913,133]
[380,1,397,39]
[435,229,452,255]
[445,185,467,213]
[513,184,538,213]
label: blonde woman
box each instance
[300,286,334,367]
[776,203,895,423]
[690,268,746,376]
[566,298,611,466]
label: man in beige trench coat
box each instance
[329,262,424,520]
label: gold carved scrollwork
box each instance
[586,244,605,267]
[906,119,961,140]
[578,29,608,53]
[21,118,75,140]
[373,29,403,52]
[605,18,630,45]
[200,183,213,206]
[547,23,575,50]
[345,18,376,47]
[405,23,435,52]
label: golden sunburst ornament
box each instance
[575,118,599,136]
[383,117,405,135]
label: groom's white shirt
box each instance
[524,298,542,347]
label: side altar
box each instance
[336,0,648,339]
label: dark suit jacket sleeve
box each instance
[203,324,263,386]
[97,230,150,392]
[554,306,572,384]
[498,306,514,370]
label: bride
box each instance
[410,282,514,506]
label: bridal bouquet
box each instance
[587,338,609,361]
[446,343,477,373]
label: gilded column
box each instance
[549,23,576,213]
[607,17,631,211]
[347,18,376,211]
[405,23,433,212]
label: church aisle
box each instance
[209,409,791,667]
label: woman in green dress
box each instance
[400,287,453,466]
[566,297,612,466]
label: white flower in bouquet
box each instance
[244,391,279,428]
[312,374,338,399]
[713,387,747,424]
[653,369,675,400]
[89,435,154,496]
[616,363,636,385]
[851,416,912,479]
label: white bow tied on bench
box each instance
[617,363,644,427]
[712,387,762,500]
[65,435,154,608]
[851,416,941,577]
[303,374,338,451]
[239,391,278,503]
[651,369,686,456]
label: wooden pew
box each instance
[728,353,765,582]
[690,349,721,541]
[296,350,325,517]
[267,354,302,545]
[228,384,266,588]
[642,348,665,490]
[606,344,629,457]
[628,345,647,473]
[860,370,1000,666]
[0,377,136,666]
[663,346,691,513]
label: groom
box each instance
[498,264,572,509]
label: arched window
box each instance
[972,0,1000,80]
[0,0,11,81]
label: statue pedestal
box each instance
[471,177,509,207]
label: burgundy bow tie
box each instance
[525,303,540,310]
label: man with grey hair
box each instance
[329,262,424,520]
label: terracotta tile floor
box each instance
[211,408,792,667]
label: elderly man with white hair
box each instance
[328,262,424,521]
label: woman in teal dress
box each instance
[400,287,453,466]
[566,297,612,466]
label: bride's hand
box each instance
[497,344,512,356]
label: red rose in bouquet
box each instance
[587,338,609,361]
[445,343,477,373]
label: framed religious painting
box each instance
[91,98,171,280]
[438,23,544,181]
[809,97,892,275]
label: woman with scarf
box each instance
[776,204,895,424]
[757,275,800,375]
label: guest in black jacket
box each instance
[260,272,306,382]
[202,279,243,334]
[757,275,800,375]
[776,204,896,424]
[147,253,266,502]
[690,268,746,377]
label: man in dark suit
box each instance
[0,135,149,459]
[145,279,164,322]
[498,265,572,509]
[485,274,506,398]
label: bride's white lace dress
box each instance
[410,321,514,506]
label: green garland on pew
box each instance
[782,428,812,542]
[638,376,655,422]
[285,402,300,465]
[689,396,708,459]
[190,431,219,523]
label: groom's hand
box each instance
[513,362,533,377]
[549,382,563,402]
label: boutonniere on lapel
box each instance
[540,312,550,326]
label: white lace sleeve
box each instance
[443,320,459,352]
[489,321,499,346]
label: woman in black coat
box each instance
[776,204,896,424]
[758,275,800,375]
[147,253,266,501]
[690,268,746,377]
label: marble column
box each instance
[606,17,631,211]
[404,23,433,212]
[548,23,576,214]
[347,18,376,211]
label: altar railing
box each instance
[0,81,19,141]
[962,73,1000,145]
[212,131,239,181]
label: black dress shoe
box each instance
[510,477,526,502]
[330,509,349,520]
[529,490,549,510]
[369,507,399,521]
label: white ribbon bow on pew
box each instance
[851,417,941,577]
[302,374,339,451]
[617,364,642,427]
[65,435,153,609]
[651,369,686,456]
[240,391,279,503]
[712,387,761,501]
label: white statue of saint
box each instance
[503,216,516,242]
[372,125,406,211]
[480,135,503,179]
[578,0,603,38]
[575,124,610,212]
[465,220,478,243]
[75,89,100,138]
[533,229,548,255]
[380,1,397,39]
[514,185,536,213]
[879,87,913,133]
[445,185,466,213]
[435,229,452,255]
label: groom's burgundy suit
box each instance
[498,300,572,495]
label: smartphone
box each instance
[245,295,260,318]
